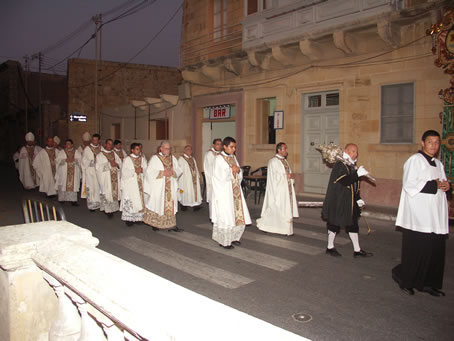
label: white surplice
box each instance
[120,154,147,221]
[96,148,122,213]
[18,145,41,189]
[178,154,202,207]
[55,148,82,202]
[211,152,251,246]
[203,148,219,203]
[82,144,101,210]
[33,147,57,196]
[396,153,449,234]
[143,154,182,215]
[257,155,299,235]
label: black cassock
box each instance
[322,160,361,233]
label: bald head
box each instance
[344,143,358,161]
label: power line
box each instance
[69,2,183,89]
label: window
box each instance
[213,0,228,41]
[256,97,276,144]
[246,0,272,16]
[381,83,414,143]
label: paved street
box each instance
[1,163,453,341]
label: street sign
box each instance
[274,110,284,129]
[208,105,231,119]
[69,112,87,122]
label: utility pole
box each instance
[38,52,42,145]
[93,14,102,134]
[23,55,29,133]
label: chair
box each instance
[241,166,251,176]
[201,171,207,201]
[249,167,268,205]
[241,166,252,198]
[22,198,66,223]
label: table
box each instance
[243,175,267,205]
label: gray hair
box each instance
[159,140,170,147]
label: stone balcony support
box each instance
[201,65,222,81]
[224,58,242,75]
[333,30,353,54]
[377,19,401,48]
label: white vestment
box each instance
[257,155,299,235]
[114,148,128,161]
[78,146,88,198]
[178,154,202,207]
[211,152,251,246]
[18,145,41,189]
[33,147,57,196]
[120,155,147,221]
[396,153,449,234]
[55,148,82,202]
[144,154,182,215]
[82,144,101,210]
[96,148,122,213]
[203,148,219,203]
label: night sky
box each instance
[0,0,183,73]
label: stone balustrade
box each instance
[0,221,309,341]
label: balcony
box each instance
[242,0,405,50]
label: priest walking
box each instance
[55,139,82,205]
[392,130,450,297]
[96,138,122,216]
[18,132,41,189]
[211,136,251,249]
[322,143,373,258]
[82,134,102,210]
[257,142,298,235]
[120,143,147,225]
[143,141,183,231]
[33,137,58,197]
[203,138,222,206]
[178,145,202,210]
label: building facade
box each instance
[181,0,450,207]
[67,58,183,154]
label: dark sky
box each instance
[0,0,183,73]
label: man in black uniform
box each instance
[322,143,373,258]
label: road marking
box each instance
[114,236,254,289]
[161,231,297,271]
[292,227,350,245]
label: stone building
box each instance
[180,0,450,208]
[67,58,183,154]
[0,60,67,162]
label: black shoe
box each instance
[421,287,445,297]
[219,244,234,249]
[173,226,184,232]
[71,202,79,206]
[401,287,415,295]
[180,205,187,211]
[232,241,241,246]
[326,248,342,257]
[353,250,373,258]
[107,213,114,218]
[89,209,96,213]
[152,227,159,231]
[193,205,201,211]
[125,221,134,227]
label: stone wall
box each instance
[67,58,182,144]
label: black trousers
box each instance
[392,229,446,290]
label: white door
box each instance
[302,92,339,194]
[202,121,236,154]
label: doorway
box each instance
[202,121,236,154]
[301,91,339,194]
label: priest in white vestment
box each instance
[211,136,251,249]
[143,141,183,231]
[55,139,82,205]
[203,138,222,206]
[178,145,202,210]
[18,132,41,189]
[78,132,90,199]
[120,143,147,225]
[96,138,122,216]
[257,142,298,235]
[82,134,102,210]
[113,139,128,162]
[33,137,58,196]
[393,130,450,297]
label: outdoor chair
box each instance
[22,198,66,223]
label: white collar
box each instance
[45,146,54,150]
[114,148,122,152]
[65,148,74,152]
[343,152,356,164]
[221,151,233,157]
[102,147,112,153]
[90,143,99,148]
[275,154,285,159]
[130,153,139,158]
[183,153,192,159]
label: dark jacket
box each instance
[322,161,361,226]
